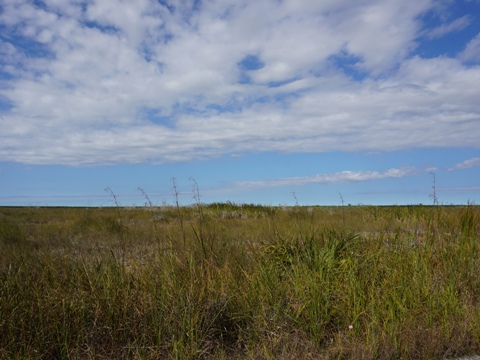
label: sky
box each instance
[0,0,479,207]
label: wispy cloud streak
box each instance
[423,16,471,39]
[232,167,415,190]
[449,157,480,171]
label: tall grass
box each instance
[0,204,479,359]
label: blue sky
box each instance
[1,0,479,207]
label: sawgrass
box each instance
[0,204,479,359]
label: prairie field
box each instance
[0,203,479,359]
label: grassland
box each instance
[0,203,479,359]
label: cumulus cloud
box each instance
[0,0,479,165]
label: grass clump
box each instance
[0,204,479,359]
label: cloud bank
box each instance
[1,0,479,165]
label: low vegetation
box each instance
[1,202,479,359]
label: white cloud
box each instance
[0,0,479,165]
[336,0,431,74]
[460,32,480,62]
[423,15,471,39]
[231,167,415,190]
[449,158,480,171]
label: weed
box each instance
[0,204,479,359]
